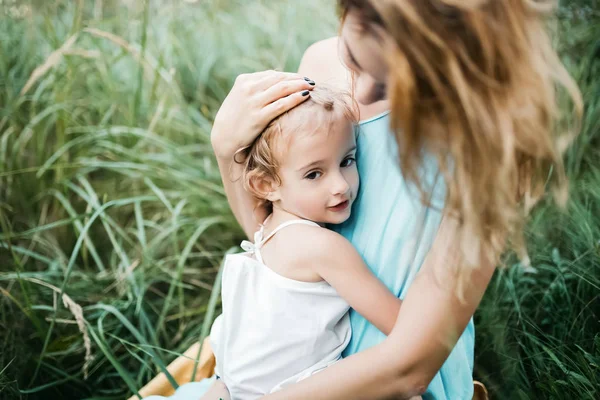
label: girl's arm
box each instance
[263,217,497,399]
[211,71,314,238]
[310,231,401,335]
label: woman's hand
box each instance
[211,70,315,159]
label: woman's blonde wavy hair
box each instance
[339,0,582,268]
[235,86,356,215]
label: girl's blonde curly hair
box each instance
[339,0,583,268]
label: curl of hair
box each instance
[234,123,282,215]
[339,0,583,268]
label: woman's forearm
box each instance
[262,217,496,400]
[212,149,265,239]
[263,338,425,400]
[260,281,436,400]
[211,121,268,238]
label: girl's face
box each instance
[269,115,359,225]
[340,11,389,105]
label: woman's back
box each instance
[332,113,475,400]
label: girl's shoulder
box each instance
[273,225,352,267]
[268,222,341,247]
[260,224,346,282]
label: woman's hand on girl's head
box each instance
[210,70,315,159]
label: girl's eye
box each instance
[305,171,322,180]
[341,157,356,168]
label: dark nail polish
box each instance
[304,77,315,85]
[304,77,311,81]
[302,90,310,96]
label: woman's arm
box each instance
[262,217,497,400]
[210,71,315,238]
[310,231,401,336]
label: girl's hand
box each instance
[211,70,315,159]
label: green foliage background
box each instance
[0,1,598,399]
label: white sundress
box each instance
[209,219,352,399]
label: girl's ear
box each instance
[247,172,281,203]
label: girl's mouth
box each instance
[328,200,349,212]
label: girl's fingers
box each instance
[261,90,311,121]
[258,78,315,106]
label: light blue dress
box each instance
[332,112,475,400]
[147,112,475,400]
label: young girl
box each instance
[200,86,409,400]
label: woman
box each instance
[210,1,580,399]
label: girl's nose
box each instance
[331,173,350,196]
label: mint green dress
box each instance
[331,112,475,400]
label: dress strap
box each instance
[240,219,320,264]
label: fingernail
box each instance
[302,90,310,96]
[304,77,315,85]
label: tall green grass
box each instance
[0,1,337,399]
[0,1,597,399]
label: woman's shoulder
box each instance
[302,36,339,56]
[298,37,350,90]
[298,38,390,121]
